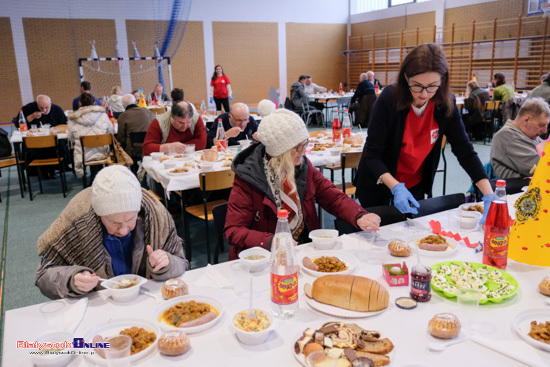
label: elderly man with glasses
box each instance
[206,102,258,149]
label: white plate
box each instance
[196,152,225,162]
[409,235,459,258]
[167,168,199,177]
[304,296,388,318]
[82,318,160,366]
[154,295,223,333]
[299,251,358,277]
[512,308,550,352]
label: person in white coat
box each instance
[68,93,115,184]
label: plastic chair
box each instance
[301,103,324,127]
[23,135,67,200]
[212,203,228,264]
[414,193,465,218]
[80,133,115,188]
[183,170,235,263]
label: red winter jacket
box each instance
[225,143,368,260]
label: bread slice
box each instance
[356,351,390,366]
[357,338,394,355]
[349,276,372,311]
[312,275,354,310]
[369,282,389,312]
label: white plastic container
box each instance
[31,330,74,367]
[454,211,482,229]
[101,274,147,303]
[238,247,270,272]
[231,309,274,345]
[309,229,339,250]
[150,152,164,160]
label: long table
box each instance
[3,195,550,366]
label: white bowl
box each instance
[309,229,338,250]
[162,159,177,169]
[199,162,215,172]
[239,140,252,149]
[238,247,270,272]
[101,274,147,303]
[150,152,164,160]
[454,210,482,229]
[329,147,342,156]
[31,330,74,367]
[225,149,237,158]
[231,309,274,345]
[458,203,484,216]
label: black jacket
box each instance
[355,85,487,207]
[351,80,375,104]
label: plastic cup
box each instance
[168,145,176,156]
[31,124,38,130]
[39,301,66,330]
[104,335,132,367]
[456,288,482,334]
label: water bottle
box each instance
[332,110,341,143]
[18,110,27,132]
[342,109,351,139]
[270,209,299,319]
[495,179,506,201]
[215,119,227,152]
[200,100,207,115]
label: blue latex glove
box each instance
[391,183,420,214]
[229,96,233,100]
[480,193,499,225]
[209,96,214,104]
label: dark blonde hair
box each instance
[467,80,479,91]
[394,43,454,117]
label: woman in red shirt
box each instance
[210,65,232,113]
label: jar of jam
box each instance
[410,264,432,302]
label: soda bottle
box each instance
[106,104,115,126]
[342,109,351,139]
[200,100,207,116]
[375,83,379,94]
[483,200,511,269]
[138,89,147,108]
[215,119,227,152]
[495,179,506,201]
[332,111,342,143]
[410,264,432,302]
[338,82,343,95]
[18,110,27,132]
[270,209,299,319]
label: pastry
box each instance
[428,313,461,339]
[202,149,219,162]
[161,278,189,299]
[539,276,550,296]
[304,275,389,312]
[303,342,324,358]
[157,330,191,356]
[388,240,410,257]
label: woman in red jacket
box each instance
[210,65,232,113]
[224,109,381,260]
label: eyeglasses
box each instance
[292,139,309,152]
[408,84,440,93]
[230,114,249,124]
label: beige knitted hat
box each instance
[91,166,142,216]
[257,109,309,157]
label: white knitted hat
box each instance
[257,99,276,117]
[257,109,309,157]
[91,166,142,216]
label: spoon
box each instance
[428,337,467,351]
[247,276,256,320]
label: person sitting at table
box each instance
[492,72,515,102]
[367,71,383,90]
[72,81,102,111]
[289,75,308,113]
[106,85,124,119]
[35,165,188,299]
[523,72,550,105]
[206,102,258,148]
[354,43,496,224]
[150,83,171,104]
[117,94,155,157]
[142,101,207,155]
[17,94,67,129]
[224,109,381,260]
[491,97,549,179]
[463,80,490,141]
[171,88,184,103]
[132,89,141,101]
[304,75,327,96]
[68,93,115,183]
[349,73,376,124]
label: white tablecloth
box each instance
[4,195,550,366]
[10,131,68,144]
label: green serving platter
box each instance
[430,260,519,304]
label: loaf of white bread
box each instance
[305,274,389,312]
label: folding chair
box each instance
[336,152,362,196]
[23,135,67,200]
[80,134,115,188]
[212,203,228,264]
[0,153,26,201]
[182,170,235,263]
[301,103,324,127]
[414,193,465,218]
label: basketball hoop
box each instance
[541,2,550,18]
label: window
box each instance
[356,0,430,13]
[391,0,413,5]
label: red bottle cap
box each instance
[277,209,289,218]
[496,180,506,187]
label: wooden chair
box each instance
[23,135,67,200]
[435,135,448,195]
[414,193,465,218]
[212,203,228,264]
[183,170,235,263]
[482,101,500,144]
[336,152,362,196]
[80,134,115,188]
[149,107,167,115]
[0,153,26,201]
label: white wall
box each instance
[0,0,349,104]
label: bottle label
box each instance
[343,128,351,138]
[271,272,298,305]
[216,139,227,152]
[411,279,431,298]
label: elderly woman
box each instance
[354,43,496,224]
[224,109,381,260]
[35,166,188,299]
[68,93,115,182]
[106,85,124,118]
[464,80,490,140]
